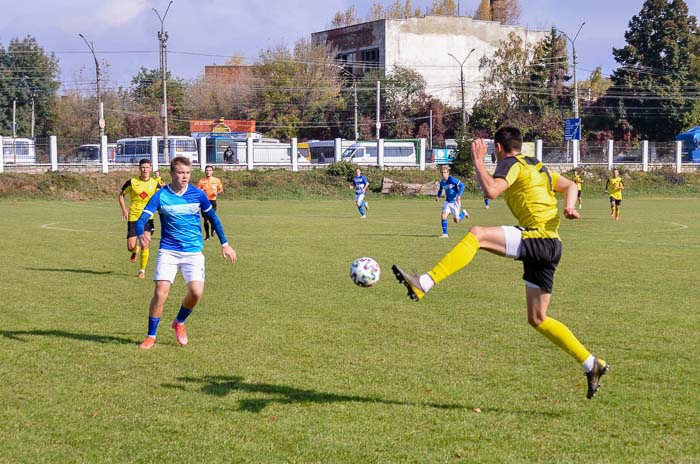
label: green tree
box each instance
[525,28,569,112]
[611,0,699,139]
[129,67,190,135]
[0,36,60,137]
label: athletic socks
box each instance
[175,306,193,324]
[148,317,161,338]
[139,248,150,272]
[535,317,591,364]
[458,210,466,221]
[428,232,480,284]
[359,206,365,216]
[441,219,448,235]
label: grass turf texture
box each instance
[1,197,698,463]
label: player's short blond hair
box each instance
[170,156,191,172]
[440,165,450,173]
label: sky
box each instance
[0,0,698,93]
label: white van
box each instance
[73,144,118,163]
[115,136,198,164]
[2,137,36,164]
[341,141,416,165]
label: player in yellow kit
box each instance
[572,169,583,209]
[605,168,624,221]
[392,126,608,399]
[119,159,161,278]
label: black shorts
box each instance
[609,197,622,206]
[577,190,582,198]
[127,220,154,238]
[517,238,562,293]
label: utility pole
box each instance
[558,23,585,120]
[78,34,104,139]
[154,1,173,163]
[353,79,359,140]
[429,109,433,149]
[31,96,35,139]
[12,100,16,138]
[448,48,475,132]
[376,80,381,140]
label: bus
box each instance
[2,137,36,164]
[676,126,700,162]
[341,141,416,165]
[115,136,198,163]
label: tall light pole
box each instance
[78,33,104,139]
[557,22,585,120]
[448,48,476,132]
[153,1,173,163]
[334,65,359,140]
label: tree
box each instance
[579,66,612,102]
[610,0,699,139]
[130,67,190,135]
[331,6,360,28]
[474,0,491,20]
[425,0,457,16]
[0,35,60,137]
[525,28,569,112]
[474,0,521,24]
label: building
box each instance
[311,16,547,108]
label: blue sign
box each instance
[564,118,581,141]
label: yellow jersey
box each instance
[573,174,583,191]
[493,155,562,239]
[120,177,160,221]
[607,176,624,200]
[197,176,224,201]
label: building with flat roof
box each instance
[312,16,547,108]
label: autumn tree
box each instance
[129,67,190,135]
[474,0,521,24]
[331,6,360,27]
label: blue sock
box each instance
[148,317,161,337]
[459,211,466,221]
[441,219,448,234]
[176,306,193,324]
[359,206,365,216]
[484,197,490,206]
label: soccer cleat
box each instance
[212,230,216,237]
[391,265,426,302]
[462,209,469,219]
[205,235,210,241]
[137,270,145,279]
[171,320,188,346]
[364,201,369,211]
[139,336,156,350]
[439,234,449,238]
[130,252,138,263]
[585,358,609,399]
[485,205,490,209]
[360,215,367,219]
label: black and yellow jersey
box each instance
[121,177,160,221]
[606,176,624,200]
[573,174,583,190]
[493,155,562,239]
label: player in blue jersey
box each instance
[352,167,369,218]
[436,165,469,238]
[135,156,237,350]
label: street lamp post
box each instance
[448,48,476,132]
[557,23,585,120]
[153,1,173,163]
[78,33,104,138]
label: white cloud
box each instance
[98,0,152,27]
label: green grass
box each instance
[1,196,698,463]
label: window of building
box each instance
[360,48,380,72]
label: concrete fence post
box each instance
[246,137,254,171]
[199,137,207,170]
[676,140,682,174]
[334,138,342,163]
[0,136,4,173]
[607,140,614,170]
[535,139,543,162]
[572,139,579,169]
[50,136,58,172]
[100,135,108,174]
[150,136,159,171]
[377,139,384,169]
[641,140,649,172]
[419,138,426,171]
[291,138,298,172]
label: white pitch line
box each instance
[40,222,91,233]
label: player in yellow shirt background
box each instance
[119,159,161,278]
[605,168,624,221]
[196,165,224,240]
[392,126,608,399]
[572,169,583,209]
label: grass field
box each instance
[1,195,699,463]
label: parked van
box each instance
[341,141,416,165]
[2,137,36,164]
[676,126,700,162]
[73,144,118,163]
[115,136,198,163]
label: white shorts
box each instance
[441,200,462,218]
[355,193,365,204]
[502,226,523,259]
[154,249,206,284]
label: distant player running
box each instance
[197,165,224,240]
[605,168,624,221]
[352,167,369,218]
[572,169,583,209]
[136,156,236,350]
[436,165,469,238]
[118,159,160,279]
[392,127,608,399]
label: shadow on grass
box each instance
[359,233,437,238]
[1,329,134,345]
[27,267,115,275]
[164,375,464,413]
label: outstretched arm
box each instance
[554,175,580,220]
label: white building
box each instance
[312,16,548,109]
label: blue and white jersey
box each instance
[353,175,369,195]
[438,176,465,203]
[137,185,227,252]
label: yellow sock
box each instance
[535,317,590,364]
[139,247,150,271]
[428,232,479,284]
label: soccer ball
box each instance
[350,257,381,287]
